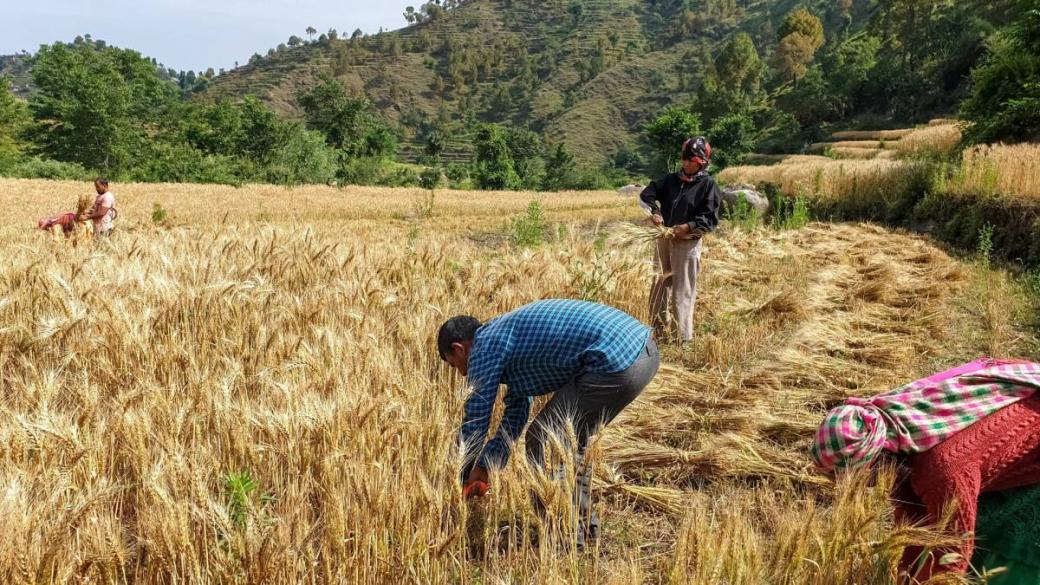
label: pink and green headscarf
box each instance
[811,358,1040,473]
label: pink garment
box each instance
[811,358,1040,472]
[38,212,78,234]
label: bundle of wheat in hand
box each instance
[614,222,675,246]
[75,193,94,220]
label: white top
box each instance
[92,192,116,234]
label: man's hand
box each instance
[466,465,489,485]
[673,223,692,237]
[651,214,664,226]
[463,466,490,499]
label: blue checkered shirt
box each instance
[460,299,651,470]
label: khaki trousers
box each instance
[649,237,702,342]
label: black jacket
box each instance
[639,172,722,236]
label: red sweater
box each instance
[893,395,1040,580]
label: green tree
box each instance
[505,126,546,190]
[779,7,825,50]
[868,0,999,119]
[472,123,520,190]
[780,65,841,125]
[297,75,397,158]
[0,77,30,167]
[541,143,578,191]
[28,42,177,174]
[819,33,881,119]
[708,113,758,168]
[696,32,765,124]
[424,129,445,163]
[181,97,286,165]
[266,126,337,185]
[961,0,1040,143]
[772,8,825,84]
[644,107,702,175]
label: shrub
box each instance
[772,194,811,231]
[512,200,545,248]
[419,167,443,191]
[151,202,168,225]
[725,192,760,231]
[379,166,420,188]
[6,157,92,180]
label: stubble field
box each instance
[0,178,1036,584]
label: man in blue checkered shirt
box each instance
[438,299,659,547]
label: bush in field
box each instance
[709,113,758,169]
[444,162,469,186]
[137,142,256,185]
[725,192,760,231]
[378,165,420,188]
[512,199,545,248]
[151,202,168,225]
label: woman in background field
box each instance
[811,358,1040,583]
[85,178,116,236]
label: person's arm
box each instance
[902,467,981,581]
[88,194,113,220]
[477,392,533,470]
[640,181,663,223]
[458,332,512,479]
[685,179,722,238]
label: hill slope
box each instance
[0,54,33,99]
[198,0,868,164]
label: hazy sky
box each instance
[4,1,412,72]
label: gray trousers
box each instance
[525,339,660,545]
[650,237,702,342]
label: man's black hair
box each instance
[438,316,482,359]
[95,178,109,186]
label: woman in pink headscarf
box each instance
[811,358,1040,582]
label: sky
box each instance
[4,0,412,72]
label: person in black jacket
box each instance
[639,137,722,344]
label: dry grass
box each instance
[0,178,1034,583]
[831,129,915,141]
[946,143,1040,199]
[719,158,919,202]
[828,140,888,150]
[829,147,884,160]
[894,123,964,158]
[8,178,636,235]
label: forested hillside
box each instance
[199,0,873,165]
[197,0,1020,165]
[0,0,1036,188]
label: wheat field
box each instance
[0,178,1035,584]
